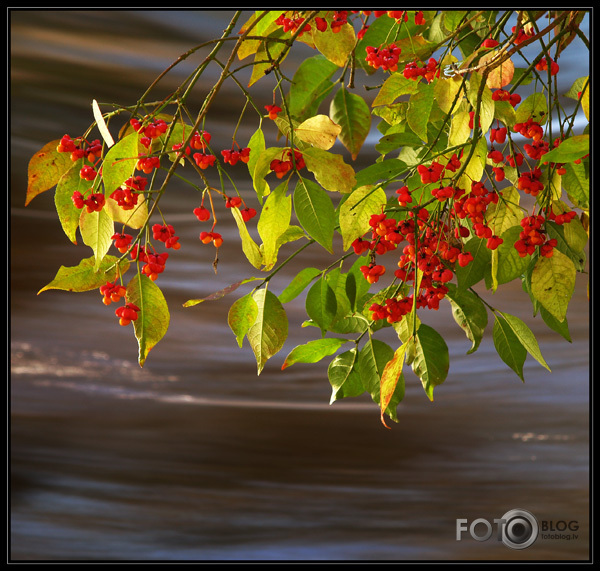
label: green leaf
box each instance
[330,87,371,160]
[249,29,288,86]
[372,73,420,107]
[434,76,463,115]
[338,185,387,251]
[305,275,338,336]
[449,110,472,147]
[302,147,356,193]
[458,137,487,190]
[79,208,114,271]
[485,186,521,236]
[279,267,321,303]
[54,160,87,244]
[246,127,266,187]
[410,324,449,400]
[493,313,527,381]
[287,55,338,121]
[26,139,73,206]
[275,225,307,249]
[538,134,588,165]
[546,221,587,272]
[467,72,495,134]
[101,132,140,194]
[540,306,572,343]
[380,343,407,427]
[328,348,364,403]
[562,161,589,210]
[228,293,259,348]
[127,273,170,368]
[498,311,551,371]
[358,339,396,413]
[445,284,488,354]
[455,236,492,291]
[312,17,355,66]
[257,180,291,270]
[530,250,576,322]
[231,207,263,269]
[354,158,405,189]
[237,11,284,60]
[282,338,348,370]
[38,255,129,294]
[250,147,283,200]
[293,179,336,252]
[515,92,547,125]
[407,81,435,142]
[247,288,288,374]
[494,226,530,285]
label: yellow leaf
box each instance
[480,50,514,89]
[295,115,341,150]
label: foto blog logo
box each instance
[456,509,539,550]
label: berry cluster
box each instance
[57,135,102,162]
[115,303,140,327]
[221,147,250,165]
[152,223,181,250]
[402,58,441,82]
[355,208,463,324]
[71,190,105,213]
[270,149,305,179]
[100,281,127,306]
[130,116,169,148]
[109,175,147,210]
[366,43,402,72]
[274,12,311,36]
[514,215,557,258]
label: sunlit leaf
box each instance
[38,255,129,294]
[339,185,387,251]
[410,324,449,400]
[257,180,291,270]
[302,147,356,193]
[493,313,526,382]
[530,250,576,322]
[380,343,407,427]
[498,311,551,371]
[407,81,434,142]
[26,140,73,206]
[231,207,263,269]
[101,132,140,195]
[293,179,336,252]
[305,275,337,336]
[127,273,170,367]
[295,114,341,150]
[330,88,371,160]
[282,337,348,370]
[539,134,589,164]
[279,267,321,303]
[54,159,86,244]
[288,55,338,121]
[79,208,114,271]
[445,284,488,354]
[328,348,364,403]
[228,293,259,348]
[247,288,288,374]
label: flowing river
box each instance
[10,10,590,561]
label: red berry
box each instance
[193,206,211,222]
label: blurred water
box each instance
[10,10,590,561]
